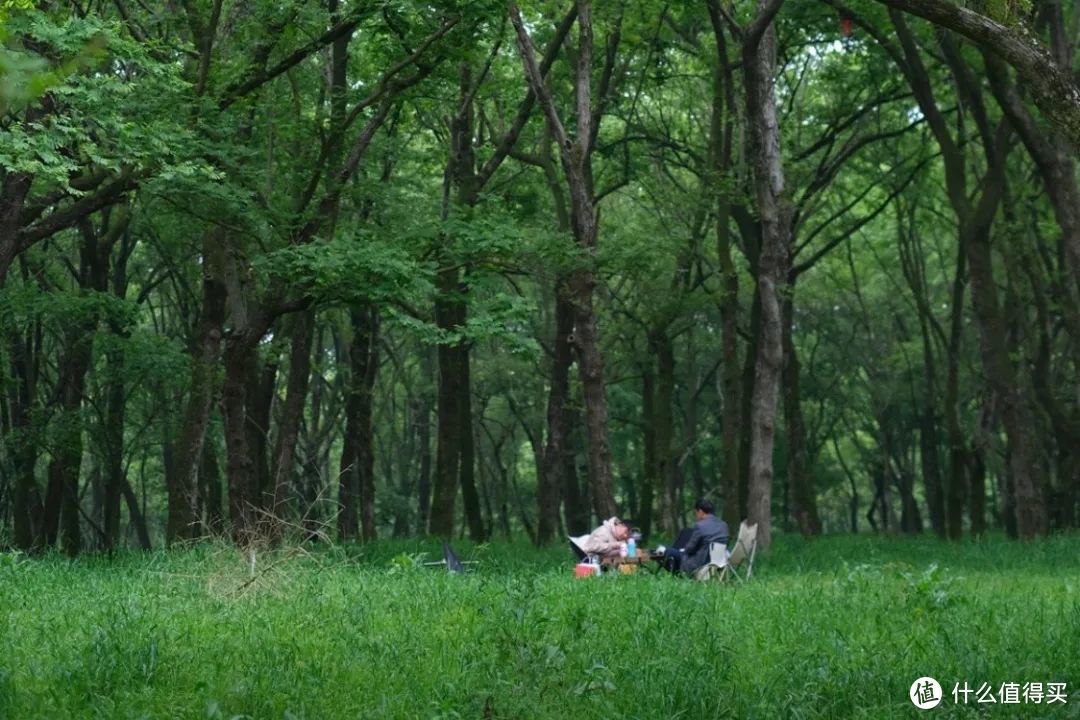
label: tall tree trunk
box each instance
[102,336,126,550]
[458,342,484,541]
[717,215,742,530]
[270,309,315,534]
[538,281,575,544]
[429,268,463,537]
[49,327,93,556]
[537,128,574,545]
[9,322,42,550]
[166,231,227,543]
[46,216,114,555]
[247,357,277,513]
[353,305,380,541]
[781,296,821,536]
[416,348,434,532]
[641,366,656,539]
[897,204,946,537]
[944,243,968,540]
[562,402,588,535]
[511,0,618,521]
[119,475,151,550]
[651,329,676,534]
[962,176,1046,538]
[706,0,742,530]
[338,306,379,540]
[429,61,475,539]
[222,336,261,543]
[742,1,789,550]
[570,272,617,520]
[736,291,760,525]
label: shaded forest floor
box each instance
[1,533,1078,718]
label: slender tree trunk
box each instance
[102,340,126,550]
[353,305,380,541]
[417,348,434,532]
[458,342,484,541]
[641,366,657,539]
[718,217,741,529]
[166,231,227,543]
[570,273,617,520]
[963,190,1046,538]
[511,0,618,521]
[9,324,41,550]
[338,306,379,540]
[338,376,360,542]
[781,296,821,536]
[944,243,968,540]
[897,206,946,537]
[222,341,256,542]
[270,309,315,534]
[49,328,93,556]
[247,358,276,512]
[537,131,575,545]
[538,281,575,544]
[706,0,742,530]
[46,217,113,555]
[118,475,151,550]
[562,402,588,535]
[650,329,677,534]
[429,269,463,537]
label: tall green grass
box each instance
[1,534,1077,718]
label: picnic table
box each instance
[602,550,657,574]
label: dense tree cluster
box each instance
[1,0,1076,555]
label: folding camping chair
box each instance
[693,540,731,581]
[717,521,757,583]
[422,541,478,574]
[569,534,588,562]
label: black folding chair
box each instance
[422,541,477,574]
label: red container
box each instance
[575,562,599,578]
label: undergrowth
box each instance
[1,533,1077,719]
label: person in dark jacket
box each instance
[657,499,729,576]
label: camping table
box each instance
[602,551,657,574]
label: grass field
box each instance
[1,533,1078,719]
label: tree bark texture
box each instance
[876,0,1080,151]
[742,4,789,550]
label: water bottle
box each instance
[627,537,637,558]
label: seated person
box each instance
[579,517,631,559]
[656,499,729,576]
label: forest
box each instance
[1,0,1078,556]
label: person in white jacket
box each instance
[580,517,630,558]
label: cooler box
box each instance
[575,562,600,578]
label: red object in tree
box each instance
[840,15,854,37]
